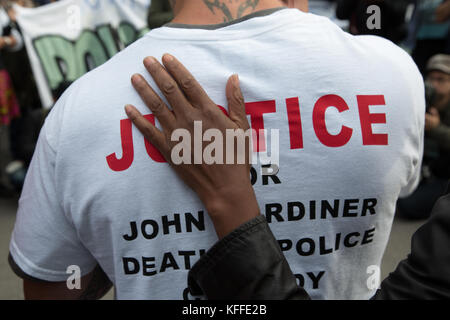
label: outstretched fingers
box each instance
[143,56,194,116]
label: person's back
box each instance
[9,5,424,300]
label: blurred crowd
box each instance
[0,0,450,221]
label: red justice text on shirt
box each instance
[106,94,387,172]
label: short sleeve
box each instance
[9,100,97,282]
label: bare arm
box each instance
[9,254,112,300]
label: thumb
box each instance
[226,74,249,130]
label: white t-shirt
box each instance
[10,8,424,300]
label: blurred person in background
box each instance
[1,0,45,192]
[0,0,23,197]
[410,0,450,74]
[147,0,174,30]
[398,54,450,220]
[336,0,411,43]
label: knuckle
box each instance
[202,107,214,120]
[180,77,195,90]
[232,90,245,105]
[183,111,198,127]
[162,81,176,95]
[152,100,165,114]
[184,112,194,124]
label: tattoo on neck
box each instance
[203,0,234,22]
[237,0,260,19]
[203,0,261,22]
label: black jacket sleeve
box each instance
[373,191,450,299]
[187,215,310,300]
[188,187,450,300]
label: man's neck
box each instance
[171,0,286,25]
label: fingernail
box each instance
[125,105,133,116]
[233,74,240,86]
[144,56,157,68]
[163,54,174,63]
[131,74,142,85]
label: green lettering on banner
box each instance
[97,25,120,57]
[33,35,79,91]
[118,22,139,47]
[77,30,110,69]
[32,23,149,97]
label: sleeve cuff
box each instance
[9,238,97,282]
